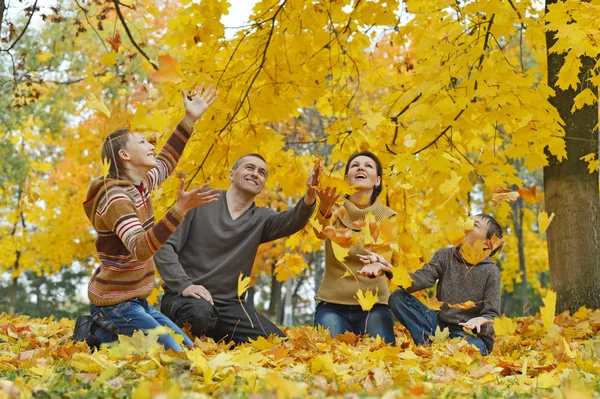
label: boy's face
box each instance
[462,215,490,247]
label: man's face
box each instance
[463,215,490,247]
[229,156,268,195]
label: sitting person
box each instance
[313,151,397,345]
[387,214,502,355]
[76,84,219,352]
[154,154,317,344]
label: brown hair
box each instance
[101,128,132,180]
[476,213,504,256]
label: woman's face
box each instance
[346,155,381,190]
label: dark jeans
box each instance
[90,298,194,352]
[388,288,488,355]
[160,293,285,344]
[313,302,396,345]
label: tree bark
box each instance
[545,1,600,312]
[510,198,528,307]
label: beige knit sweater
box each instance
[315,199,397,306]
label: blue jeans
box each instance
[314,302,396,345]
[90,298,194,352]
[388,288,488,355]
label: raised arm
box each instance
[100,180,219,262]
[146,84,218,192]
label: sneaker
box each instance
[73,314,101,351]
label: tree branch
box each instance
[6,0,38,52]
[412,108,466,155]
[112,0,157,70]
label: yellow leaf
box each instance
[317,173,356,196]
[431,326,450,343]
[439,171,462,197]
[365,111,386,130]
[101,157,111,177]
[494,316,516,336]
[460,240,490,265]
[85,93,111,118]
[237,272,251,298]
[517,186,537,206]
[331,242,349,262]
[37,53,54,62]
[150,53,185,83]
[538,211,555,234]
[556,51,582,91]
[448,300,476,310]
[540,289,557,330]
[274,253,309,281]
[354,287,379,312]
[571,88,597,112]
[100,51,117,66]
[389,265,413,290]
[91,366,118,389]
[491,187,520,205]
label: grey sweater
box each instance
[154,190,315,304]
[408,247,500,350]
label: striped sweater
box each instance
[83,122,192,306]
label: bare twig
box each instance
[6,0,38,51]
[112,0,157,70]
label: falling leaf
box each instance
[389,265,412,290]
[491,187,520,205]
[365,111,386,130]
[518,186,537,205]
[149,54,185,83]
[354,288,379,312]
[85,93,111,118]
[107,30,122,52]
[317,173,356,196]
[448,300,476,310]
[100,51,117,66]
[538,211,555,234]
[426,296,444,311]
[237,273,251,298]
[460,240,491,265]
[37,52,54,62]
[540,289,557,330]
[101,157,111,177]
[325,229,358,249]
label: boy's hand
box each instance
[458,317,494,333]
[357,262,390,278]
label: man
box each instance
[154,154,317,344]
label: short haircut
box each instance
[232,153,267,171]
[344,150,384,204]
[476,213,504,256]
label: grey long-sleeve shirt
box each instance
[408,247,501,350]
[154,190,315,304]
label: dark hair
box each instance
[232,153,267,171]
[101,128,131,180]
[344,151,383,204]
[476,213,504,256]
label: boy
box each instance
[374,214,502,355]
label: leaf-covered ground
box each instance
[0,309,598,398]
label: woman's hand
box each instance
[316,187,340,218]
[182,83,218,124]
[357,251,393,278]
[174,178,220,216]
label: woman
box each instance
[313,151,397,344]
[82,84,219,352]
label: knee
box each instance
[178,301,219,336]
[388,288,410,308]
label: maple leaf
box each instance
[273,253,309,281]
[355,288,379,311]
[107,30,122,52]
[538,211,555,234]
[100,157,111,177]
[323,227,358,248]
[237,272,250,298]
[460,240,491,265]
[540,289,557,330]
[389,265,412,290]
[317,173,356,196]
[426,296,444,311]
[491,186,520,205]
[85,93,111,118]
[150,54,185,83]
[431,326,450,343]
[448,300,476,310]
[518,186,537,206]
[100,51,117,66]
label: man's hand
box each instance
[458,317,494,333]
[181,82,218,125]
[357,262,391,278]
[316,187,340,218]
[181,284,214,305]
[305,164,319,206]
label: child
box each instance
[79,84,219,352]
[378,214,502,355]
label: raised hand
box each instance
[458,317,494,333]
[174,178,220,216]
[182,83,218,122]
[181,284,214,305]
[316,187,340,218]
[357,262,391,278]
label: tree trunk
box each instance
[511,198,528,307]
[545,3,600,312]
[267,265,282,318]
[8,276,18,315]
